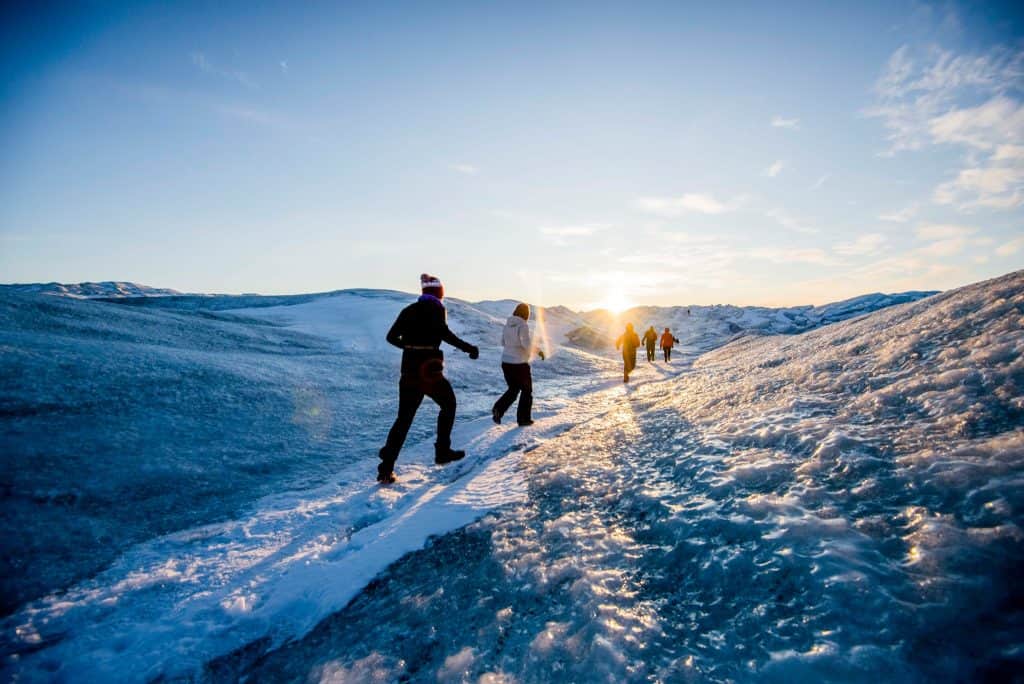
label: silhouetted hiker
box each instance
[642,326,658,362]
[377,274,479,484]
[492,302,545,427]
[615,323,641,382]
[660,327,680,362]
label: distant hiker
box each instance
[642,326,658,362]
[492,303,545,427]
[615,323,641,382]
[660,327,680,362]
[377,274,480,484]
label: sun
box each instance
[602,291,633,314]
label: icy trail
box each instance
[2,358,690,681]
[235,271,1023,683]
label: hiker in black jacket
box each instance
[377,273,479,484]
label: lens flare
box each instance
[535,304,552,359]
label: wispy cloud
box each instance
[764,160,785,178]
[632,193,731,216]
[834,233,887,256]
[995,236,1024,257]
[539,223,609,246]
[865,43,1024,210]
[771,116,800,130]
[809,173,830,190]
[915,223,977,256]
[747,246,836,265]
[190,51,257,88]
[933,163,1024,209]
[211,104,281,128]
[879,203,918,222]
[765,208,818,234]
[450,163,479,176]
[279,60,289,74]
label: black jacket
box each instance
[386,298,475,374]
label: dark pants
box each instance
[663,347,672,362]
[623,349,637,380]
[646,343,656,362]
[380,367,456,470]
[493,362,533,424]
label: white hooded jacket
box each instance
[500,315,536,364]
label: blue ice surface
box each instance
[3,276,1020,682]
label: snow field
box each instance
[1,275,1016,681]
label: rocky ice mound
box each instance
[235,270,1022,682]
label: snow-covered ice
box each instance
[1,273,1020,682]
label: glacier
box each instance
[0,272,1020,682]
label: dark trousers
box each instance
[623,350,637,374]
[646,343,656,362]
[380,371,456,468]
[493,362,533,424]
[663,347,672,362]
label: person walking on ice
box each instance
[660,327,680,362]
[642,325,658,363]
[492,302,545,427]
[376,273,479,484]
[615,323,641,382]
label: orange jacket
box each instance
[660,331,679,348]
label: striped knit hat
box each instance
[420,273,444,299]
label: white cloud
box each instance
[540,224,608,238]
[771,116,800,129]
[765,208,818,234]
[539,223,609,246]
[190,51,257,88]
[764,160,785,178]
[995,236,1024,256]
[933,164,1024,209]
[835,233,887,256]
[279,60,289,73]
[915,223,976,240]
[810,173,830,190]
[928,95,1024,150]
[865,44,1024,211]
[915,223,977,257]
[632,193,730,216]
[879,203,918,222]
[450,163,479,176]
[747,247,836,265]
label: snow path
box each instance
[2,355,692,682]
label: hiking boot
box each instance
[377,463,396,484]
[492,407,502,424]
[434,445,465,465]
[517,419,534,427]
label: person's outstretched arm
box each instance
[442,323,479,358]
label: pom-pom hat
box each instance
[420,273,444,299]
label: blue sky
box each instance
[1,1,1022,309]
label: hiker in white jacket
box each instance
[492,302,544,426]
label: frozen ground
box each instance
[1,274,1020,682]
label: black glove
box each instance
[468,345,479,360]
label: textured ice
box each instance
[1,273,1020,682]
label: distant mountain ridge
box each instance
[0,281,184,298]
[0,280,939,351]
